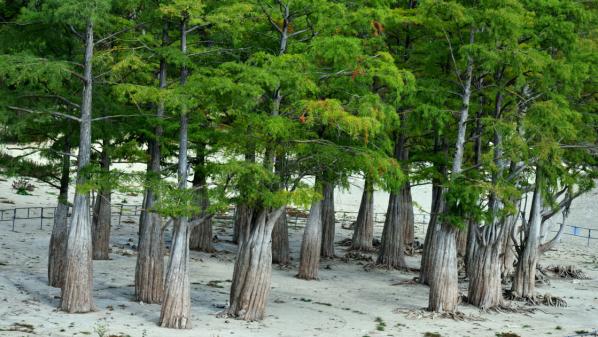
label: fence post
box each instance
[40,207,44,229]
[588,229,592,247]
[12,208,16,231]
[118,204,124,227]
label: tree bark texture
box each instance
[351,177,374,251]
[320,182,335,258]
[467,240,502,309]
[190,147,213,252]
[159,217,191,329]
[468,88,507,309]
[465,219,478,277]
[135,190,164,304]
[297,201,323,280]
[419,181,443,285]
[234,204,252,245]
[159,22,191,329]
[160,113,191,329]
[271,208,290,265]
[427,222,459,312]
[457,228,467,257]
[427,32,474,313]
[48,137,70,288]
[402,182,415,253]
[500,216,517,279]
[92,145,111,260]
[512,170,542,299]
[226,207,285,321]
[61,20,94,313]
[377,188,408,269]
[135,27,167,303]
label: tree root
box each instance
[504,290,567,307]
[534,293,567,307]
[486,304,538,314]
[341,251,374,262]
[534,265,551,285]
[545,265,590,280]
[393,308,485,321]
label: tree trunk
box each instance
[468,240,502,309]
[320,182,335,258]
[135,191,164,304]
[419,181,443,285]
[226,207,285,320]
[271,208,289,265]
[234,204,252,245]
[48,137,70,288]
[159,217,191,328]
[500,216,516,280]
[402,183,415,253]
[92,144,111,260]
[377,188,407,269]
[297,201,323,280]
[189,205,213,252]
[427,31,474,313]
[457,228,467,257]
[160,113,191,328]
[61,20,94,313]
[351,177,374,251]
[468,87,507,309]
[465,219,478,277]
[427,222,459,312]
[512,170,542,299]
[135,23,167,304]
[159,21,191,329]
[190,146,214,252]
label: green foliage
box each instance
[0,0,596,236]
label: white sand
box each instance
[1,170,598,336]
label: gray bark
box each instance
[135,23,168,304]
[320,182,336,258]
[226,207,285,320]
[92,143,111,260]
[468,89,507,309]
[159,20,192,329]
[48,137,71,288]
[271,208,290,265]
[61,19,95,313]
[427,30,474,312]
[297,200,323,280]
[512,169,542,299]
[190,147,213,252]
[351,177,374,251]
[377,188,408,269]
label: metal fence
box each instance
[1,204,596,246]
[0,204,142,232]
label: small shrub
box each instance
[12,178,35,195]
[424,333,441,337]
[93,322,108,337]
[375,317,386,331]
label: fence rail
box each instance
[1,204,596,246]
[0,204,143,231]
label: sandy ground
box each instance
[1,169,598,336]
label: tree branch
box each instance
[8,106,81,122]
